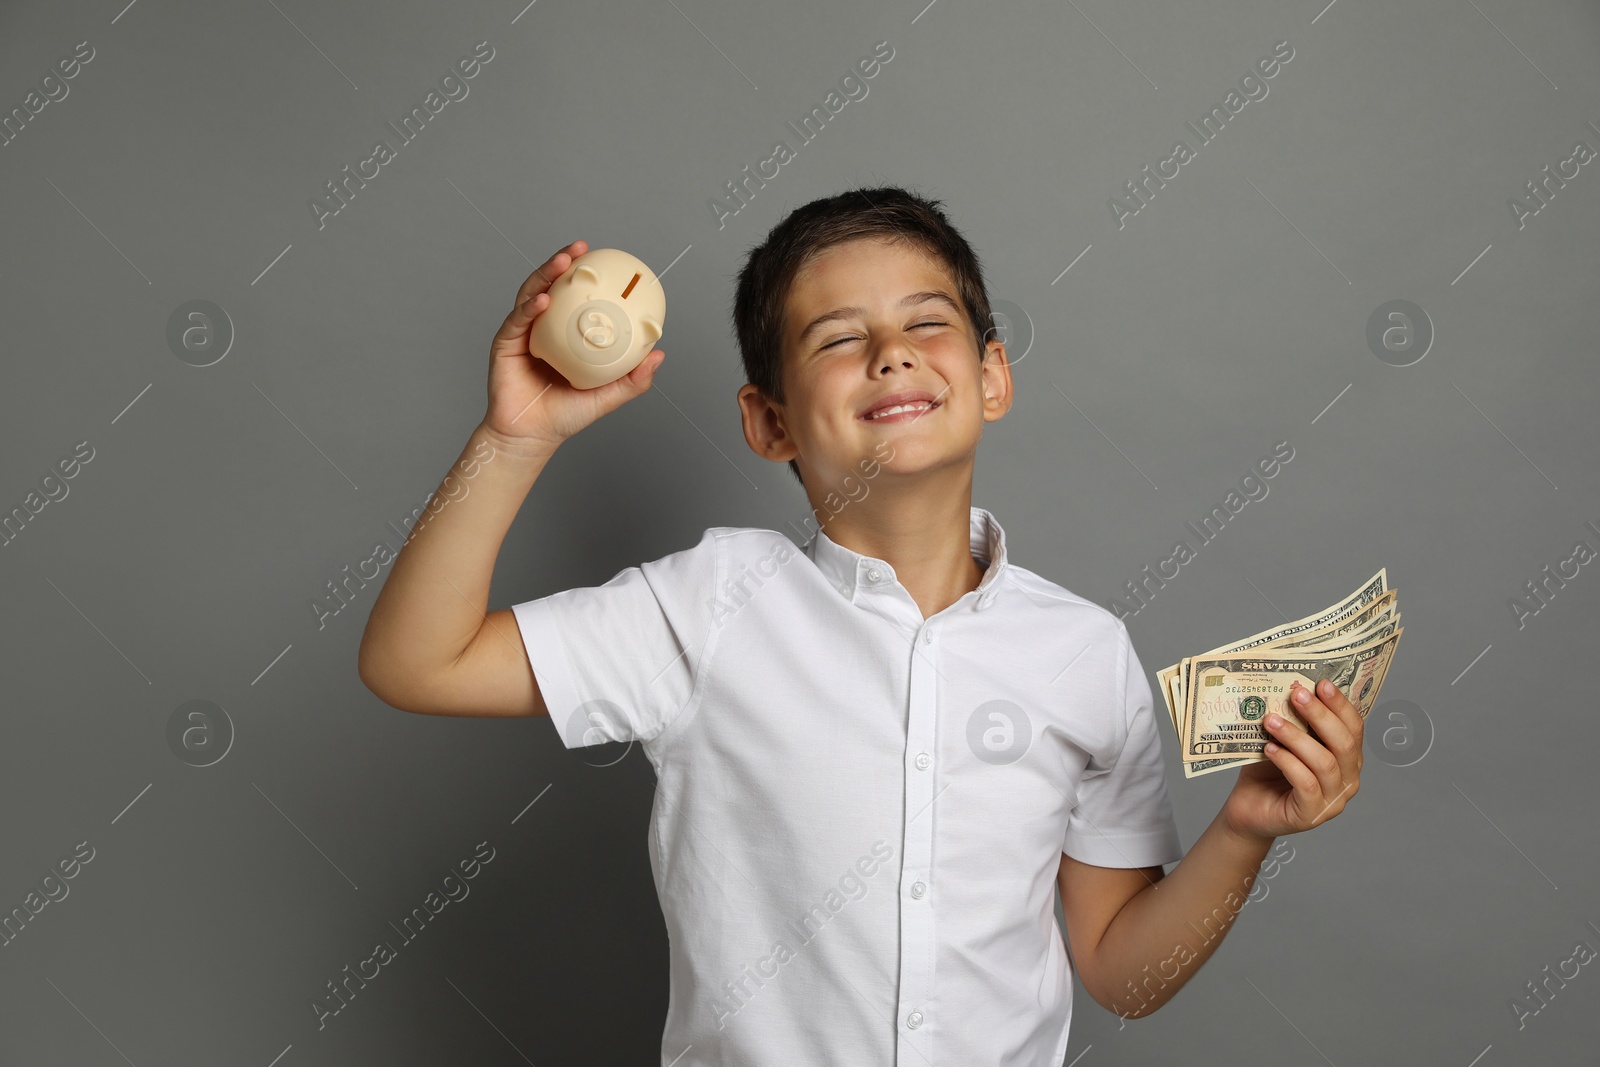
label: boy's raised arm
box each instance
[356,240,667,717]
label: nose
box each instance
[871,337,919,376]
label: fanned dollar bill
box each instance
[1180,627,1403,762]
[1155,570,1403,778]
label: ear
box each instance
[573,264,601,285]
[639,317,663,344]
[736,383,796,464]
[980,338,1014,419]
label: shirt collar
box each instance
[803,505,1009,611]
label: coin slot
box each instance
[621,272,641,299]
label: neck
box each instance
[810,472,985,620]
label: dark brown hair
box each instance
[732,185,995,487]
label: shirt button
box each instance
[906,1011,923,1029]
[915,752,931,770]
[867,566,882,582]
[910,881,926,899]
[923,627,933,644]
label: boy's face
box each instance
[737,236,1012,493]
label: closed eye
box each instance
[820,321,948,350]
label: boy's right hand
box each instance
[482,239,666,452]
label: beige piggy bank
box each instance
[527,248,666,389]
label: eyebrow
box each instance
[796,290,962,347]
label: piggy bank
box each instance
[527,248,666,389]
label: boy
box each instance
[358,187,1366,1065]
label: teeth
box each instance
[866,402,932,419]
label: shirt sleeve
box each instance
[1062,620,1185,868]
[510,527,720,749]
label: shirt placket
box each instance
[896,614,939,1064]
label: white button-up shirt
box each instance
[512,506,1183,1066]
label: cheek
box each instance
[805,370,855,419]
[934,331,982,362]
[931,342,983,386]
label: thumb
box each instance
[629,349,666,391]
[595,349,665,409]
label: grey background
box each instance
[2,0,1597,1063]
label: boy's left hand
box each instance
[1221,678,1363,842]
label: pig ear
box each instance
[639,317,663,344]
[573,264,600,285]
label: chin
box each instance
[862,440,947,471]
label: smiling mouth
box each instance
[860,400,942,423]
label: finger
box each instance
[514,240,589,309]
[1314,678,1364,778]
[1266,706,1344,800]
[490,290,551,355]
[1289,681,1357,766]
[1262,736,1321,796]
[606,349,665,397]
[632,348,665,381]
[1317,677,1365,739]
[551,348,660,406]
